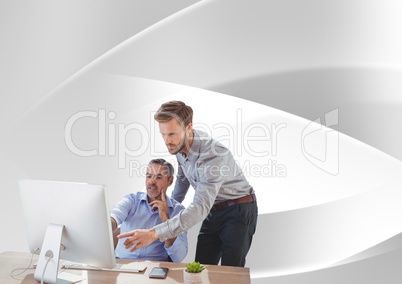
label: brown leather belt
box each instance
[211,194,256,211]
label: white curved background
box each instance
[1,1,402,283]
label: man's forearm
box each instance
[164,236,177,248]
[165,232,188,262]
[159,212,177,247]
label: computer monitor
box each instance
[19,179,116,284]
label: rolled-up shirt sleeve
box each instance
[111,194,134,225]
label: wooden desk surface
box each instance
[1,251,250,284]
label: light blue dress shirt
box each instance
[111,191,187,262]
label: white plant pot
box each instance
[183,270,203,283]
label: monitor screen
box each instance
[19,179,116,283]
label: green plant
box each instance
[185,261,205,273]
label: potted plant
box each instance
[183,261,205,283]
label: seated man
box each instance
[111,159,187,262]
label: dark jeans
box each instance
[195,201,258,267]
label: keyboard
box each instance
[61,262,147,273]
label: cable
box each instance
[10,248,39,280]
[40,250,54,284]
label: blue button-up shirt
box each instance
[111,191,187,262]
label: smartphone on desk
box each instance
[149,267,169,279]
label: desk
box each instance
[1,251,250,284]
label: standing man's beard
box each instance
[167,135,188,155]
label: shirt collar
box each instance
[139,191,174,208]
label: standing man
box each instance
[112,158,187,262]
[118,101,257,267]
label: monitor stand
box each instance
[35,223,71,284]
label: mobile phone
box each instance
[149,267,169,279]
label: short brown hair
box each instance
[154,101,193,127]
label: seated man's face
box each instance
[145,163,172,201]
